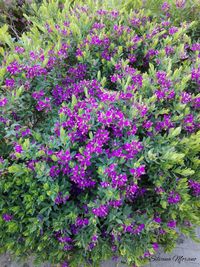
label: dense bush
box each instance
[142,0,200,41]
[143,0,200,24]
[0,0,35,38]
[0,0,200,266]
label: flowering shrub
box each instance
[143,0,200,27]
[0,0,36,38]
[0,1,200,266]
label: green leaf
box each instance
[72,94,77,107]
[60,127,66,143]
[84,87,89,98]
[160,200,167,209]
[8,165,21,173]
[51,155,58,162]
[89,131,93,139]
[175,168,195,176]
[168,127,182,138]
[22,139,30,150]
[97,70,101,80]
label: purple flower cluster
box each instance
[92,205,109,218]
[130,165,145,178]
[167,220,176,228]
[188,180,200,196]
[75,217,89,228]
[0,98,8,107]
[54,192,69,205]
[2,214,13,222]
[161,2,170,12]
[168,191,181,204]
[7,61,22,75]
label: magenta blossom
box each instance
[92,205,109,218]
[168,191,181,204]
[2,214,13,222]
[0,98,8,107]
[167,220,176,228]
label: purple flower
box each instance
[143,251,151,258]
[110,10,119,18]
[123,140,143,159]
[154,217,162,223]
[0,157,4,163]
[96,9,108,16]
[76,48,83,57]
[26,64,47,79]
[92,22,105,30]
[155,90,165,100]
[57,150,71,163]
[7,61,21,75]
[111,245,117,252]
[152,242,159,251]
[111,173,127,188]
[5,78,15,88]
[90,35,102,46]
[128,54,137,63]
[161,2,170,12]
[169,27,178,35]
[159,229,166,235]
[191,43,200,52]
[181,92,192,104]
[109,199,123,208]
[63,244,73,251]
[50,166,60,178]
[193,97,200,109]
[184,220,192,227]
[126,184,139,199]
[167,220,176,228]
[191,68,200,84]
[57,235,72,243]
[14,144,23,153]
[176,0,186,8]
[188,180,200,196]
[133,223,145,234]
[92,205,109,218]
[21,129,31,137]
[183,114,195,132]
[75,217,89,228]
[100,181,110,188]
[15,46,25,53]
[32,90,45,100]
[29,51,37,60]
[156,71,171,88]
[155,187,164,194]
[0,116,7,124]
[2,213,13,221]
[143,120,153,130]
[168,191,181,204]
[36,98,51,112]
[123,224,133,233]
[87,242,96,251]
[130,165,145,178]
[165,45,174,56]
[0,98,8,107]
[54,194,63,205]
[130,18,141,27]
[92,234,98,242]
[26,160,37,171]
[61,261,69,267]
[155,116,173,132]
